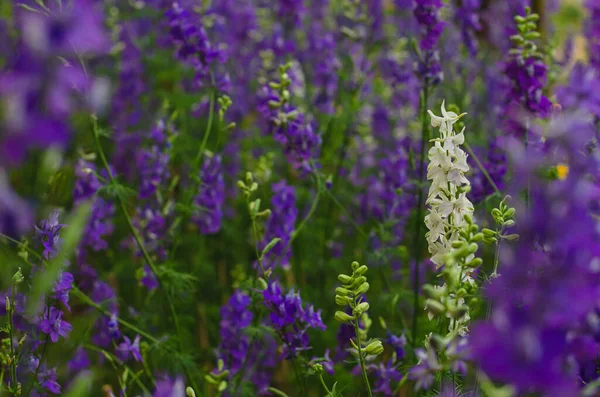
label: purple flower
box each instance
[153,376,185,397]
[413,0,446,85]
[35,211,65,260]
[37,367,61,395]
[262,281,326,358]
[455,0,482,55]
[369,358,403,397]
[386,331,407,360]
[117,335,143,362]
[39,306,73,343]
[53,271,74,311]
[69,347,91,373]
[586,0,600,71]
[409,347,442,390]
[192,154,225,234]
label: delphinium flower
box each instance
[0,169,33,237]
[556,63,600,120]
[586,0,600,71]
[471,111,600,394]
[368,358,403,397]
[152,376,185,397]
[263,281,326,358]
[258,63,321,174]
[0,0,110,164]
[260,181,297,270]
[424,102,472,270]
[74,159,115,257]
[308,29,341,115]
[166,1,229,91]
[482,0,528,51]
[455,0,482,56]
[213,290,277,395]
[502,7,551,140]
[192,153,225,234]
[413,0,446,85]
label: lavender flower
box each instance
[117,335,143,362]
[39,306,73,343]
[455,0,482,55]
[586,0,600,71]
[263,281,326,358]
[413,0,446,85]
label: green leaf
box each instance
[99,181,136,201]
[63,372,94,397]
[27,203,92,315]
[260,237,281,259]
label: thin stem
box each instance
[411,85,429,347]
[290,171,322,244]
[8,285,17,393]
[319,373,334,397]
[90,117,197,390]
[464,142,501,196]
[353,319,373,397]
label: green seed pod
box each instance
[472,233,483,242]
[355,282,370,295]
[335,287,351,296]
[338,274,353,284]
[464,213,473,225]
[186,387,196,397]
[364,340,384,356]
[335,311,355,323]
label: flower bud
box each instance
[468,243,479,254]
[355,282,370,295]
[364,340,384,356]
[353,302,370,316]
[186,387,196,397]
[335,287,351,297]
[503,220,515,227]
[354,265,368,276]
[451,240,466,249]
[335,311,355,323]
[503,234,519,241]
[503,208,515,218]
[471,233,483,242]
[12,268,24,285]
[351,276,367,289]
[5,297,10,312]
[425,299,446,315]
[335,295,350,306]
[423,284,446,299]
[313,363,324,374]
[351,261,360,271]
[465,257,483,268]
[338,274,352,284]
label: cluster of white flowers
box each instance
[424,101,474,269]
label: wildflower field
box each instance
[1,0,600,396]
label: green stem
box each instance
[353,318,373,397]
[90,117,197,391]
[8,283,16,394]
[411,85,429,347]
[319,374,334,397]
[290,171,322,244]
[464,142,501,196]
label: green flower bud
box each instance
[425,299,446,315]
[353,302,370,316]
[456,288,467,298]
[355,282,370,295]
[464,213,473,225]
[351,276,367,289]
[257,278,268,291]
[5,297,10,312]
[338,274,352,284]
[472,233,483,242]
[335,287,351,296]
[245,172,253,184]
[354,265,368,276]
[451,240,466,249]
[503,234,520,241]
[186,387,196,397]
[503,220,515,227]
[12,268,24,285]
[422,284,447,299]
[466,257,483,268]
[335,295,350,306]
[351,261,360,271]
[482,228,496,237]
[364,340,384,356]
[503,208,516,218]
[218,381,227,393]
[468,243,479,254]
[237,180,247,189]
[313,363,324,374]
[335,311,355,323]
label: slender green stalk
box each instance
[353,318,373,397]
[289,172,321,244]
[8,284,17,394]
[319,374,334,396]
[411,85,429,347]
[90,117,197,391]
[464,142,501,196]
